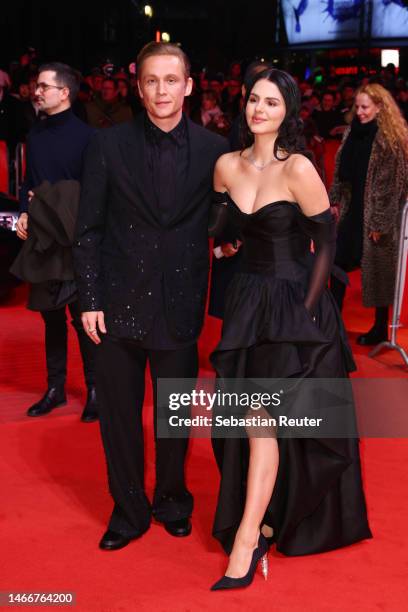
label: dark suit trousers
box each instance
[96,335,197,537]
[40,300,96,389]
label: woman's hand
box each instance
[369,231,381,243]
[221,240,242,257]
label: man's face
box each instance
[227,79,241,97]
[300,106,310,121]
[230,63,241,79]
[322,94,334,111]
[138,54,192,124]
[101,80,118,103]
[35,70,70,114]
[309,95,320,109]
[19,83,30,101]
[92,75,103,91]
[200,77,209,90]
[209,80,222,96]
[342,86,354,104]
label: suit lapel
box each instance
[119,114,162,226]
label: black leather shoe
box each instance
[81,387,98,423]
[163,518,192,537]
[99,530,132,551]
[356,328,388,346]
[27,387,66,417]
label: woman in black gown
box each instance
[209,68,371,591]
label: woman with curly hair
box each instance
[330,83,408,344]
[209,69,371,591]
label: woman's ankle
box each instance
[234,527,260,550]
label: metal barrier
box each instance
[370,200,408,367]
[14,142,26,199]
[0,140,9,193]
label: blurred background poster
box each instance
[281,0,364,44]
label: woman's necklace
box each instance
[245,148,276,171]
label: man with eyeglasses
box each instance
[15,62,98,423]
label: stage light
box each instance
[161,32,170,42]
[381,49,399,68]
[144,5,153,18]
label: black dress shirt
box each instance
[144,114,188,224]
[141,114,193,349]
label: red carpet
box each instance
[1,279,408,611]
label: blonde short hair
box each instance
[137,42,190,79]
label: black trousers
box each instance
[96,335,198,537]
[40,300,96,389]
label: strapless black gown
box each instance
[210,196,372,556]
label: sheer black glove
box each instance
[297,208,336,315]
[208,191,229,238]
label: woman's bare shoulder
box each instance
[214,150,246,188]
[284,153,315,176]
[215,150,245,169]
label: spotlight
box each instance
[144,5,153,18]
[381,49,399,68]
[161,32,170,42]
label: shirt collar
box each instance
[144,112,186,146]
[44,107,73,127]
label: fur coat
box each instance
[330,127,408,307]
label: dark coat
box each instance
[10,179,80,311]
[330,128,408,307]
[11,179,80,283]
[73,114,228,342]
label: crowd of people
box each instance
[1,48,408,164]
[4,41,408,592]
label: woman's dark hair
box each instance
[240,68,307,160]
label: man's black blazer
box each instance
[73,113,228,342]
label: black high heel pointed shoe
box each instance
[210,534,269,591]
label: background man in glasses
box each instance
[15,62,98,422]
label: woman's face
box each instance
[245,79,286,136]
[355,92,380,123]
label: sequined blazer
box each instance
[73,113,228,342]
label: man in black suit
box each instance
[73,42,228,550]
